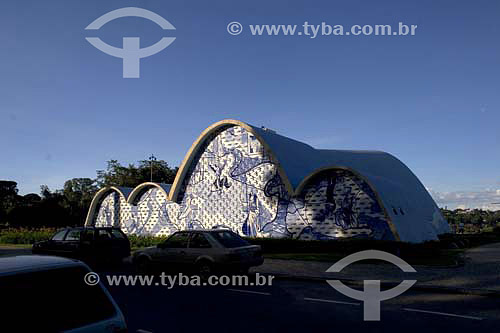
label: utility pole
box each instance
[149,154,157,182]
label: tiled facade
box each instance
[93,126,394,240]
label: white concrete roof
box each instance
[251,124,450,242]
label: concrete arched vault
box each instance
[85,119,450,242]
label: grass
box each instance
[264,249,465,267]
[0,243,32,249]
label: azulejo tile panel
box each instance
[93,125,393,240]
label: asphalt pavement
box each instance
[102,274,500,333]
[1,245,499,332]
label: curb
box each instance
[255,272,500,298]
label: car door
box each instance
[186,232,214,264]
[95,229,113,255]
[154,232,190,268]
[46,229,68,255]
[61,229,82,257]
[80,229,95,258]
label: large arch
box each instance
[168,119,295,202]
[84,186,131,226]
[294,166,401,241]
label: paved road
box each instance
[101,271,500,333]
[0,246,31,257]
[1,246,499,331]
[254,242,500,291]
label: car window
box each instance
[189,233,212,248]
[163,232,190,248]
[110,229,126,239]
[97,229,112,240]
[81,229,94,241]
[52,230,67,241]
[65,230,81,241]
[2,266,116,331]
[211,231,250,248]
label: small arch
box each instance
[84,186,130,226]
[127,182,171,205]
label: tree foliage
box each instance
[96,159,178,188]
[0,158,178,228]
[441,208,500,233]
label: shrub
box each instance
[127,234,168,249]
[243,236,444,259]
[0,227,56,244]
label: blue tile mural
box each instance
[93,125,394,240]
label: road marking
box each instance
[304,297,360,306]
[403,308,483,321]
[227,288,271,296]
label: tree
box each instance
[0,180,18,197]
[0,181,20,223]
[60,178,98,224]
[1,158,179,228]
[96,159,178,188]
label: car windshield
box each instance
[211,231,250,248]
[110,229,126,239]
[52,230,67,241]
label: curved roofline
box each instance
[294,165,401,241]
[84,186,129,226]
[84,119,448,242]
[127,182,171,204]
[168,119,294,202]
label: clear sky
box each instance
[1,0,499,209]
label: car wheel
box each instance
[196,260,213,280]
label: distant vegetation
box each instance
[0,159,177,228]
[441,208,500,234]
[0,161,499,238]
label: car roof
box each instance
[0,255,86,277]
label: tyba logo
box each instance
[85,7,176,78]
[326,250,417,321]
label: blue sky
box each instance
[1,0,499,209]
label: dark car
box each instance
[133,229,264,275]
[1,255,127,332]
[33,227,131,264]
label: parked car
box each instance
[32,227,131,264]
[133,230,264,275]
[1,255,127,332]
